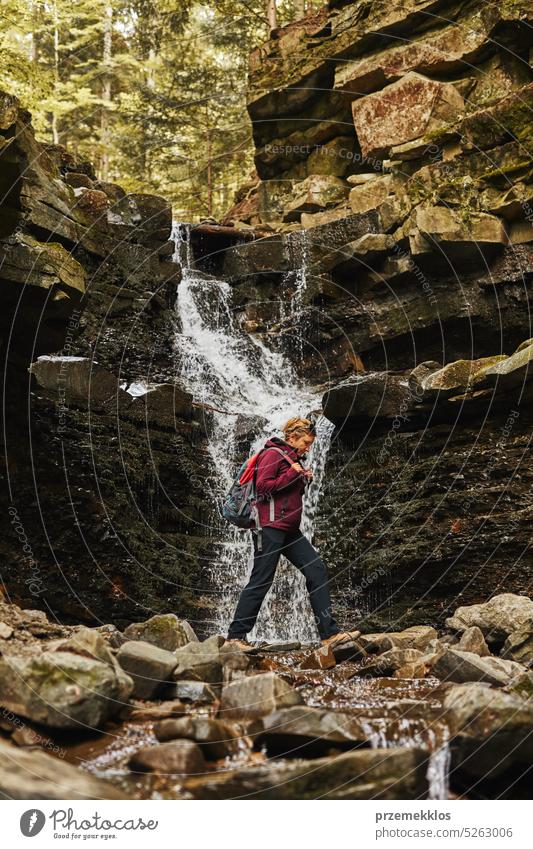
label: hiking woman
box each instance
[227,417,358,648]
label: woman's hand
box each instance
[291,462,313,480]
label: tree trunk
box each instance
[295,0,306,18]
[100,4,113,181]
[206,127,213,218]
[266,0,277,34]
[51,1,59,143]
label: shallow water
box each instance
[74,650,451,800]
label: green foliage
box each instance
[0,0,323,218]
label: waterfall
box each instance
[360,717,451,800]
[173,224,333,643]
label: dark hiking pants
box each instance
[228,526,339,640]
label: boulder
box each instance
[335,8,503,95]
[322,372,414,428]
[349,176,392,215]
[361,648,425,677]
[0,740,127,799]
[501,622,533,668]
[2,233,86,295]
[445,594,533,645]
[283,175,349,222]
[116,640,177,699]
[129,739,205,775]
[0,649,133,729]
[431,648,524,686]
[30,357,120,407]
[299,645,336,670]
[332,639,368,664]
[351,72,465,160]
[219,672,303,719]
[54,626,120,666]
[173,635,224,685]
[0,622,13,639]
[154,716,242,759]
[443,683,533,780]
[457,626,490,657]
[167,680,219,703]
[415,206,507,259]
[219,641,251,681]
[123,614,198,652]
[253,706,370,757]
[420,355,508,394]
[359,626,438,654]
[183,747,428,799]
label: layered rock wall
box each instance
[0,94,211,626]
[219,0,533,629]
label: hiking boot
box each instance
[321,630,361,649]
[225,637,252,652]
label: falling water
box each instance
[173,224,333,642]
[360,716,451,800]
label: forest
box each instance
[1,0,322,218]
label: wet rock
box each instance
[443,683,533,781]
[299,645,336,670]
[219,672,302,719]
[123,614,198,652]
[116,640,177,700]
[167,680,219,703]
[445,594,533,646]
[361,648,425,677]
[359,626,438,654]
[155,716,242,759]
[431,648,524,686]
[0,739,128,799]
[352,72,465,160]
[457,626,490,657]
[253,706,370,758]
[257,641,302,653]
[0,649,133,729]
[501,622,533,668]
[332,639,368,664]
[220,641,251,681]
[173,635,224,686]
[129,739,205,775]
[183,747,428,799]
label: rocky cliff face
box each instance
[218,0,533,629]
[0,93,211,627]
[1,0,532,635]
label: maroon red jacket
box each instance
[254,437,307,531]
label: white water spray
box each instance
[173,225,333,642]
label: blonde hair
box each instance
[282,417,313,440]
